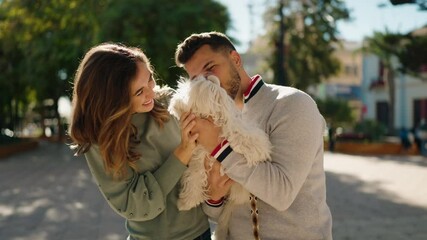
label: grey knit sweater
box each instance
[203,75,332,240]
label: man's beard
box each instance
[227,64,241,100]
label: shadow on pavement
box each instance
[326,171,427,240]
[373,154,427,168]
[3,141,426,240]
[0,141,126,240]
[333,153,427,168]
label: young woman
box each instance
[69,43,210,240]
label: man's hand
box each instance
[205,158,234,201]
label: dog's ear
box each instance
[206,75,221,86]
[201,76,239,127]
[168,76,192,119]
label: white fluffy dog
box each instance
[168,75,271,239]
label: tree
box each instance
[316,97,354,125]
[389,0,427,10]
[98,0,230,87]
[0,0,105,138]
[263,0,350,90]
[362,31,410,134]
[398,33,427,78]
[390,0,415,5]
[0,0,34,131]
[362,29,427,134]
[316,97,354,151]
[0,0,231,137]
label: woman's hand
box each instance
[174,112,198,165]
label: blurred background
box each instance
[1,0,426,154]
[1,1,427,240]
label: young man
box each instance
[175,31,332,240]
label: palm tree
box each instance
[263,0,350,90]
[362,31,403,134]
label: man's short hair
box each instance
[175,31,236,67]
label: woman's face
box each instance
[130,61,156,113]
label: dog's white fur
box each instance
[168,75,271,239]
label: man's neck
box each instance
[235,74,252,109]
[235,93,244,110]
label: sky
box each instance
[216,0,427,52]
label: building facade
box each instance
[362,54,427,132]
[310,40,364,121]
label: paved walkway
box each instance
[0,141,126,240]
[324,152,427,240]
[0,141,426,240]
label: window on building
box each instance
[344,64,358,76]
[413,99,427,127]
[376,101,389,128]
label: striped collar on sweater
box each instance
[210,75,265,162]
[243,74,264,104]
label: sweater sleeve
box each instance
[201,202,224,223]
[85,146,187,221]
[221,91,325,211]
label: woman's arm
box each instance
[85,146,186,221]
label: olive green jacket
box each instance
[85,113,209,240]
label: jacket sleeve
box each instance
[85,145,187,221]
[221,91,325,211]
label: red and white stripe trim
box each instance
[210,140,233,162]
[243,75,264,103]
[205,198,224,207]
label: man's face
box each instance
[184,45,241,99]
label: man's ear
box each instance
[230,50,242,68]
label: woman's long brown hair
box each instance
[69,43,169,180]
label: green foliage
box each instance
[361,31,427,133]
[361,31,403,68]
[0,1,32,130]
[354,119,387,142]
[362,31,427,133]
[0,0,230,132]
[397,34,427,77]
[264,0,350,90]
[315,97,354,125]
[361,30,427,77]
[0,133,26,146]
[0,0,102,132]
[361,31,404,133]
[98,0,230,86]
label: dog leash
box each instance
[249,193,261,240]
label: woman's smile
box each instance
[143,99,153,105]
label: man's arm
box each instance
[200,92,326,211]
[223,92,325,211]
